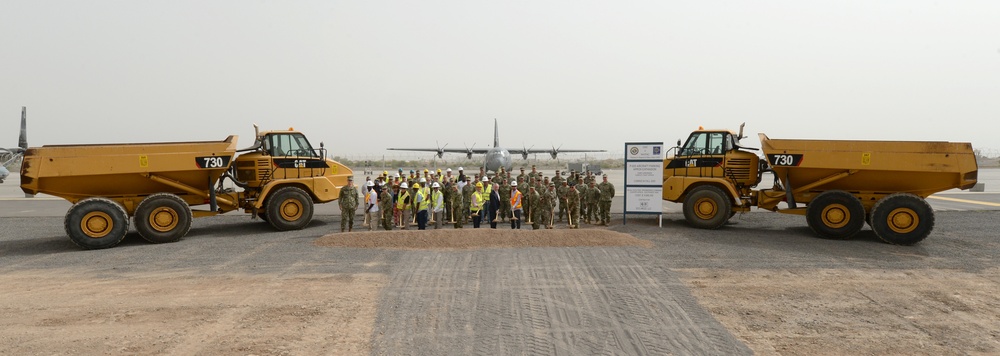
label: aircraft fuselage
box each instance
[484,147,512,173]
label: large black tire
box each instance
[64,197,130,250]
[806,190,866,240]
[266,186,314,231]
[134,193,192,244]
[683,185,732,229]
[870,193,934,245]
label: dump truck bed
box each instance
[20,136,239,203]
[759,133,978,197]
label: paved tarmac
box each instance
[2,170,999,354]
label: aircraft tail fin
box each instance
[493,118,499,147]
[18,107,27,150]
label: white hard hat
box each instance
[432,182,440,188]
[446,168,452,172]
[419,177,427,183]
[458,167,464,171]
[482,176,489,181]
[399,182,408,189]
[366,181,374,187]
[394,173,400,178]
[510,181,517,187]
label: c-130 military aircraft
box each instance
[0,107,28,183]
[388,119,605,173]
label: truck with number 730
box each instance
[20,125,352,249]
[662,124,978,245]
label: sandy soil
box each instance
[0,270,386,356]
[681,268,1000,355]
[314,228,654,250]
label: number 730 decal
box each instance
[195,156,232,169]
[766,154,804,167]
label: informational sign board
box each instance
[623,142,664,226]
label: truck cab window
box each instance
[268,134,318,157]
[680,132,727,156]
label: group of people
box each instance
[336,165,615,232]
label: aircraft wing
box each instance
[523,148,606,153]
[387,147,489,154]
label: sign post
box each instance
[623,142,663,226]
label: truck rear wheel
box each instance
[266,187,314,231]
[64,198,130,250]
[806,190,866,240]
[683,186,732,229]
[870,193,934,245]
[134,193,193,244]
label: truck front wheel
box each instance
[683,186,732,229]
[64,198,130,250]
[870,193,934,245]
[266,187,314,231]
[134,193,193,244]
[806,190,866,240]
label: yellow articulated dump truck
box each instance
[20,125,352,249]
[663,125,978,245]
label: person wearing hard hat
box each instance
[471,181,485,228]
[338,176,359,232]
[396,182,411,229]
[414,182,428,230]
[364,181,378,231]
[444,168,453,183]
[457,167,466,184]
[430,182,444,229]
[509,180,523,229]
[481,176,492,208]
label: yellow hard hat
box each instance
[413,183,420,189]
[475,182,483,188]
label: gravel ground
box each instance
[1,208,998,355]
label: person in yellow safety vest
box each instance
[430,182,444,229]
[471,182,485,228]
[481,176,492,206]
[415,183,429,230]
[396,182,411,230]
[509,181,523,229]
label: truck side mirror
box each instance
[676,139,682,147]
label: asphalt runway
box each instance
[2,171,1000,354]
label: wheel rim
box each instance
[149,207,179,232]
[280,198,303,221]
[694,197,718,220]
[886,207,918,234]
[821,204,849,229]
[81,211,113,238]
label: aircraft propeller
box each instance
[548,144,564,159]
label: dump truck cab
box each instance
[663,126,763,228]
[231,128,352,219]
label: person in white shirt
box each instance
[431,182,444,229]
[365,181,378,231]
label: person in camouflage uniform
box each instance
[528,165,540,182]
[461,177,475,225]
[552,169,564,186]
[516,167,527,186]
[499,179,511,222]
[556,180,568,222]
[565,183,580,228]
[577,181,589,223]
[585,181,601,224]
[338,177,359,232]
[442,178,452,224]
[527,186,541,230]
[379,182,394,230]
[597,174,615,225]
[539,183,557,228]
[450,183,464,228]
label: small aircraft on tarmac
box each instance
[387,119,605,173]
[0,107,28,183]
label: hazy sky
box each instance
[2,1,999,158]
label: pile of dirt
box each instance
[314,228,653,250]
